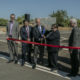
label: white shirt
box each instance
[38,25,42,33]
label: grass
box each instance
[59,27,72,31]
[0,26,72,32]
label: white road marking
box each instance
[0,54,70,80]
[0,54,80,80]
[0,40,6,43]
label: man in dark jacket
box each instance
[46,24,60,72]
[68,18,80,77]
[20,20,33,66]
[33,18,46,69]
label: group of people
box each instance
[6,14,80,77]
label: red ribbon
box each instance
[7,38,80,50]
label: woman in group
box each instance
[45,24,60,72]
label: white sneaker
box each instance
[51,68,58,73]
[53,70,58,73]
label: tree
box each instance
[0,18,8,26]
[16,15,24,24]
[77,19,80,27]
[50,10,68,27]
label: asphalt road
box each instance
[0,34,70,80]
[0,58,70,80]
[0,32,80,80]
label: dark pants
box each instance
[70,50,80,75]
[48,51,58,69]
[38,45,44,63]
[22,43,32,62]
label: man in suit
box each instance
[6,14,19,64]
[20,20,33,66]
[46,24,60,72]
[68,18,80,77]
[32,18,46,69]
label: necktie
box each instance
[26,27,29,39]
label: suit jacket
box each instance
[20,26,33,41]
[6,20,19,39]
[69,28,75,52]
[69,27,80,52]
[46,30,60,52]
[33,25,45,42]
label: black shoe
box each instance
[32,64,36,69]
[67,73,77,77]
[47,65,52,68]
[29,61,32,64]
[14,60,18,64]
[7,60,14,63]
[21,60,25,66]
[27,60,32,64]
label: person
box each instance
[20,20,33,66]
[32,18,46,69]
[68,18,80,77]
[6,14,19,64]
[45,24,60,72]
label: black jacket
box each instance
[20,26,33,41]
[69,28,74,47]
[33,25,45,42]
[46,30,60,52]
[69,28,75,52]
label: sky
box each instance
[0,0,80,19]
